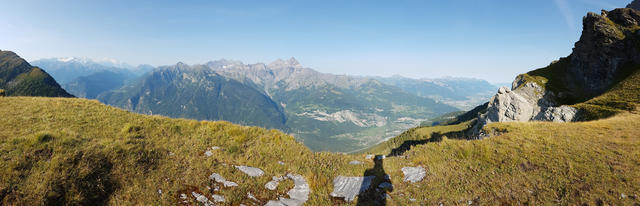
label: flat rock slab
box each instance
[330,176,375,202]
[265,173,310,206]
[235,165,264,177]
[211,194,225,203]
[401,166,426,183]
[348,160,362,165]
[209,173,239,187]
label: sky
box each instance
[0,0,632,82]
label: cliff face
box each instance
[469,4,640,138]
[569,8,640,98]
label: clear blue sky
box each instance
[0,0,632,82]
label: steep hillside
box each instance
[98,63,288,130]
[0,50,72,97]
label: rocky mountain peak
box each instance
[570,6,640,97]
[268,57,301,69]
[205,59,244,69]
[627,0,640,10]
[175,62,189,67]
[466,3,640,138]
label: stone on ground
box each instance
[192,192,215,206]
[348,160,362,165]
[265,176,285,190]
[401,166,426,183]
[264,173,310,206]
[235,165,264,177]
[329,176,375,202]
[208,173,239,187]
[211,194,225,203]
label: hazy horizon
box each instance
[1,0,631,82]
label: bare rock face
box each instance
[470,84,578,138]
[569,8,640,97]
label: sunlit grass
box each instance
[1,96,639,205]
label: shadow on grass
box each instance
[387,129,467,157]
[356,155,392,206]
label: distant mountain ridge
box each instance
[98,58,462,152]
[31,56,495,152]
[374,76,497,110]
[98,62,288,130]
[0,50,72,97]
[30,58,154,98]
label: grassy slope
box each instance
[0,97,356,205]
[382,111,640,205]
[7,67,74,98]
[0,50,72,98]
[1,96,639,205]
[357,58,640,204]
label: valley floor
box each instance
[1,97,639,205]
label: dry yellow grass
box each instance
[1,97,639,205]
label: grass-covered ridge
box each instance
[1,96,640,205]
[0,50,72,98]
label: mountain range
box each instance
[25,56,499,152]
[98,59,463,152]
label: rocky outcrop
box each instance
[470,81,579,138]
[468,3,640,138]
[470,83,578,138]
[568,8,640,98]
